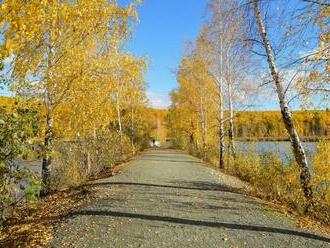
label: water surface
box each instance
[237,141,318,164]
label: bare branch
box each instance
[250,50,267,57]
[258,79,273,88]
[279,45,330,69]
[303,0,330,6]
[304,87,330,93]
[284,70,300,95]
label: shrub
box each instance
[311,142,330,223]
[49,130,141,191]
[0,108,41,220]
[181,138,330,224]
[224,143,330,224]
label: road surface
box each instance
[48,149,330,248]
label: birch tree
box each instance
[206,0,251,165]
[1,0,141,194]
[252,0,314,210]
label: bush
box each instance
[224,143,330,224]
[0,108,41,220]
[311,142,330,224]
[50,130,141,191]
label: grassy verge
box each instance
[0,187,96,247]
[222,142,330,227]
[176,140,330,229]
[0,154,136,247]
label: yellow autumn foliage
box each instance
[313,142,330,203]
[0,0,151,191]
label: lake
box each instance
[237,141,318,164]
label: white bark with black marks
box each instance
[218,38,225,169]
[253,0,313,210]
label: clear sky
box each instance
[125,0,325,111]
[127,0,208,109]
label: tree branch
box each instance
[303,0,330,6]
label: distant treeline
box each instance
[234,110,330,141]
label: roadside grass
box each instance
[217,142,330,227]
[0,155,136,247]
[0,186,97,247]
[0,145,141,247]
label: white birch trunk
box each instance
[253,0,313,209]
[116,92,123,155]
[41,104,53,196]
[218,39,225,168]
[227,50,235,158]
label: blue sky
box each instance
[127,0,208,108]
[126,0,287,110]
[125,0,325,110]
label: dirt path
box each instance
[49,150,330,248]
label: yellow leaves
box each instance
[326,64,330,73]
[4,40,17,54]
[313,142,330,181]
[320,6,330,18]
[127,3,139,22]
[1,0,147,141]
[309,70,320,81]
[312,142,330,206]
[135,0,143,5]
[170,51,218,150]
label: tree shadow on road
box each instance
[71,210,330,243]
[139,158,203,164]
[89,181,239,194]
[141,153,200,161]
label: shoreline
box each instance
[236,137,330,142]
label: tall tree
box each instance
[252,0,313,210]
[206,0,251,164]
[1,0,141,194]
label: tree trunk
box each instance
[227,49,235,158]
[228,85,235,157]
[41,110,53,196]
[219,84,225,169]
[253,0,313,210]
[116,92,123,154]
[190,120,196,152]
[200,94,207,160]
[218,39,225,169]
[131,107,135,154]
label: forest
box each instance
[234,110,330,140]
[0,0,152,217]
[0,0,329,246]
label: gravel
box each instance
[48,149,330,248]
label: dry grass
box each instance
[0,187,97,247]
[0,156,132,247]
[223,142,330,226]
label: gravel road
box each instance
[48,149,330,248]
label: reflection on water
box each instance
[237,141,318,164]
